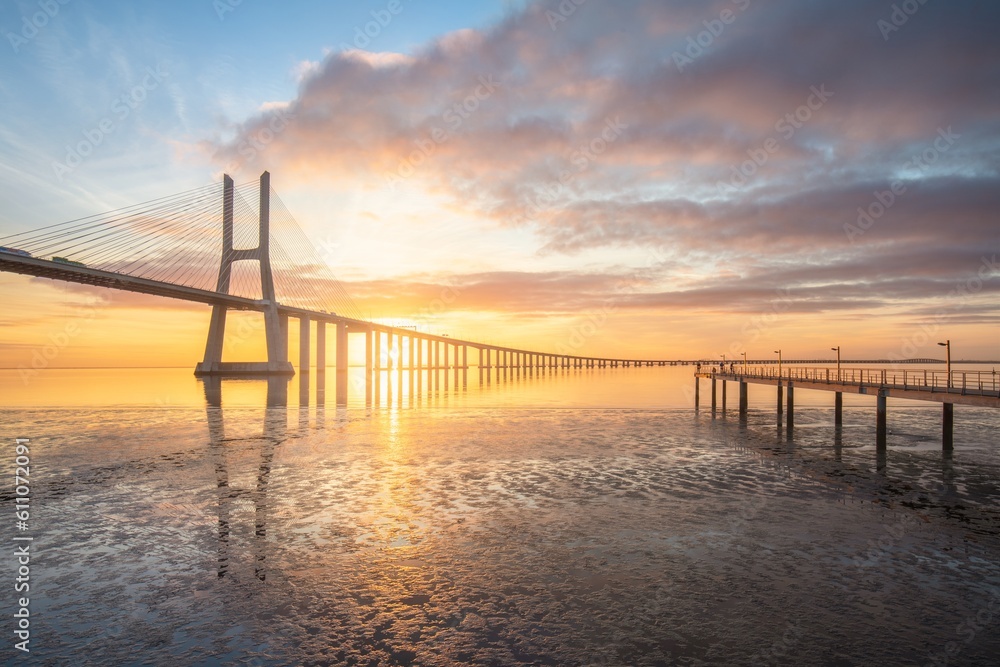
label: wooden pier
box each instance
[695,366,1000,450]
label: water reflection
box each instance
[206,401,285,582]
[7,367,1000,665]
[200,375,289,407]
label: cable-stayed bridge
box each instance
[0,172,674,393]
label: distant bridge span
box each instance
[0,173,683,387]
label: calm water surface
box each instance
[1,366,999,665]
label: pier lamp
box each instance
[741,351,747,374]
[774,349,782,378]
[937,340,951,387]
[831,346,841,381]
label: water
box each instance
[2,366,999,665]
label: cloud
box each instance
[204,0,1000,327]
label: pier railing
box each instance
[715,366,1000,398]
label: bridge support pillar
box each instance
[721,380,727,413]
[776,383,783,417]
[278,314,289,366]
[834,392,843,426]
[336,323,348,372]
[195,172,293,376]
[365,329,372,393]
[336,323,348,406]
[694,377,700,410]
[316,322,325,371]
[397,333,404,375]
[299,317,310,372]
[876,390,887,448]
[316,322,326,404]
[943,403,953,451]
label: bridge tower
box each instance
[195,171,294,376]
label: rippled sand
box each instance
[4,404,1000,665]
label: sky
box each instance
[0,0,998,369]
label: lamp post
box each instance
[938,340,951,388]
[741,351,747,374]
[774,349,782,378]
[831,346,840,381]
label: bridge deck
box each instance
[697,367,1000,408]
[1,253,676,365]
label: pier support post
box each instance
[711,378,717,416]
[777,383,783,417]
[721,380,727,413]
[876,390,887,448]
[695,377,700,410]
[786,382,794,432]
[943,403,953,451]
[739,381,747,421]
[834,392,843,426]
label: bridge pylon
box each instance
[195,171,294,376]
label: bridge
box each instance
[696,366,1000,451]
[0,172,678,402]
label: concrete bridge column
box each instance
[397,333,404,375]
[336,323,348,372]
[316,321,325,372]
[299,317,310,372]
[365,329,373,404]
[278,314,289,366]
[336,323,348,406]
[444,345,450,390]
[373,330,381,371]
